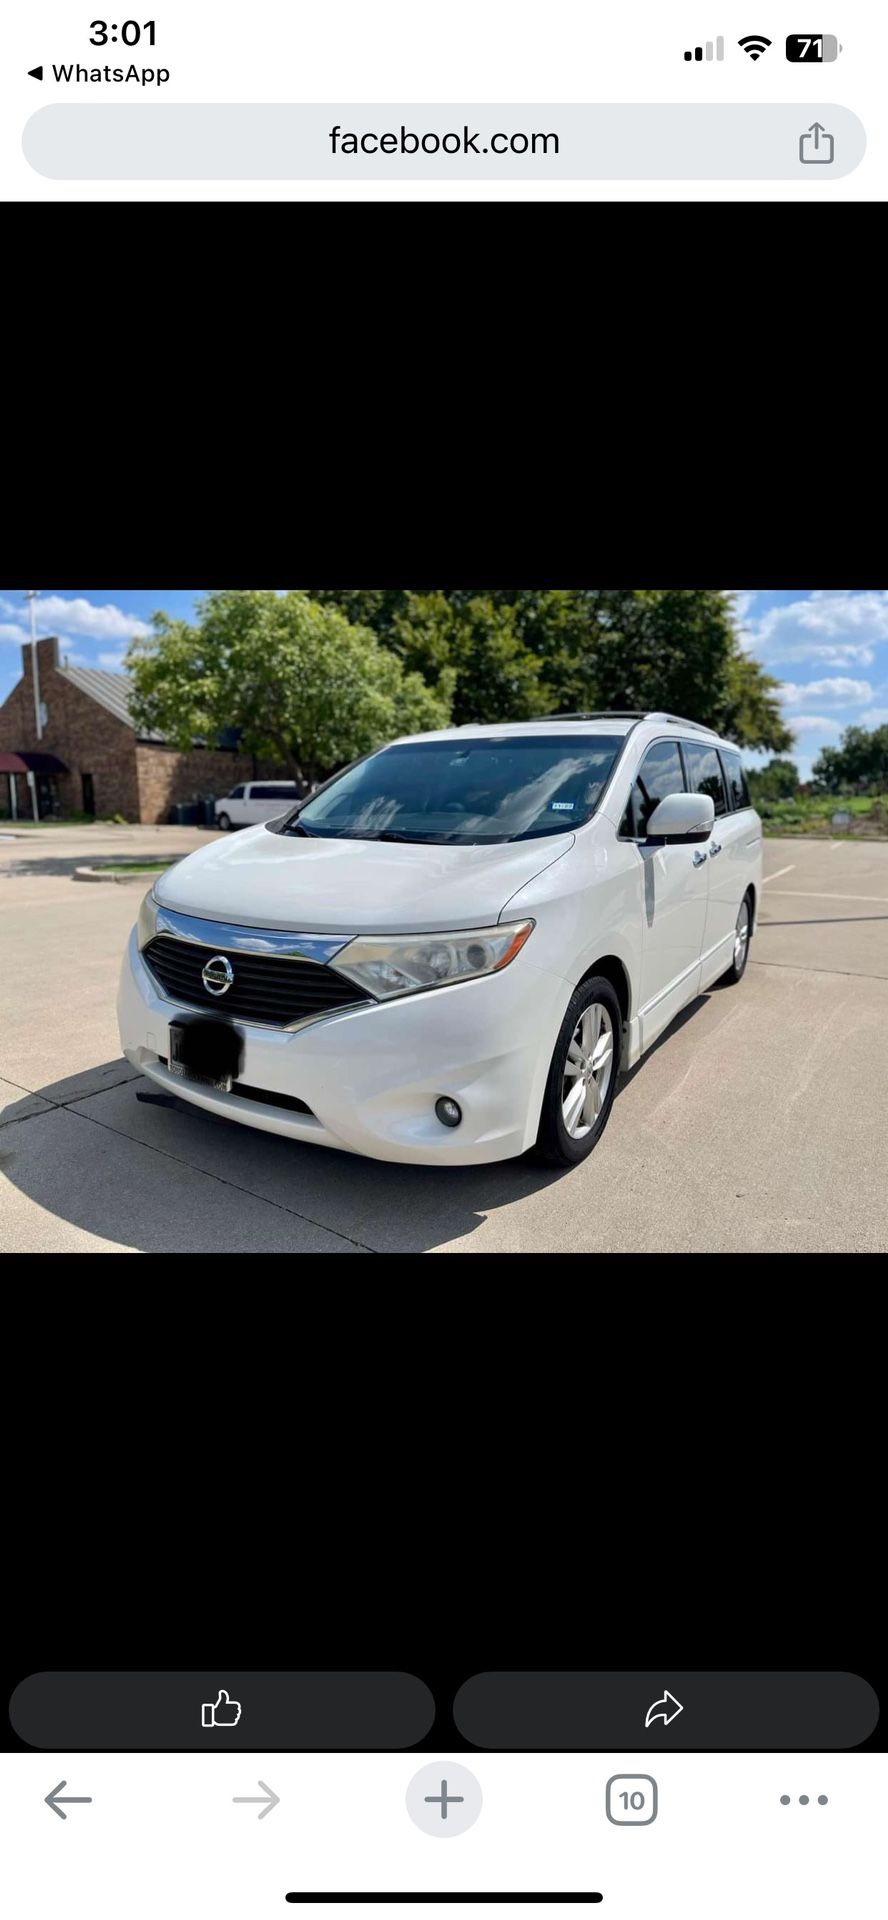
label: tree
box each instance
[747,757,799,804]
[812,723,888,792]
[312,588,791,750]
[386,593,549,725]
[126,591,453,786]
[719,645,793,754]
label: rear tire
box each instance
[720,892,752,985]
[534,975,622,1166]
[216,812,231,831]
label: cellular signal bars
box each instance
[684,37,725,58]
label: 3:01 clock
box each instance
[89,19,156,44]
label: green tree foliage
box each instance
[313,588,791,750]
[747,757,800,804]
[811,724,888,792]
[126,591,453,786]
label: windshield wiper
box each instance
[373,830,427,842]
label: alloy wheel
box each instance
[561,1002,614,1138]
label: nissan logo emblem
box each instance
[202,954,235,996]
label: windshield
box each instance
[278,735,625,843]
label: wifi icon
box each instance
[739,33,772,57]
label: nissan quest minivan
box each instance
[118,713,762,1167]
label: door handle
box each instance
[709,841,722,857]
[693,849,707,866]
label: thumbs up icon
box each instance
[201,1688,242,1728]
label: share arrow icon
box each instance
[644,1689,684,1728]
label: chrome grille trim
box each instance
[153,904,355,967]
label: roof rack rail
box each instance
[545,708,719,734]
[645,711,721,735]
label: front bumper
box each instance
[117,926,570,1166]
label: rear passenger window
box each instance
[721,749,751,810]
[683,742,728,817]
[620,740,685,837]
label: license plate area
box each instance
[168,1017,244,1093]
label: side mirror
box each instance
[645,791,715,842]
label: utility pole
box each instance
[23,591,42,820]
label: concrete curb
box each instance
[73,861,178,884]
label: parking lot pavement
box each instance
[1,829,887,1253]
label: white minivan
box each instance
[214,781,305,830]
[119,713,762,1168]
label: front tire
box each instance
[216,812,231,832]
[721,893,752,985]
[534,975,622,1166]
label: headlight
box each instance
[332,920,535,1000]
[137,890,161,949]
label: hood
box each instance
[155,823,575,934]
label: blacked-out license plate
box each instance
[168,1018,243,1093]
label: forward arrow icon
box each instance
[232,1781,280,1820]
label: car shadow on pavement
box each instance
[0,1058,570,1254]
[618,991,711,1084]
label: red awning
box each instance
[0,750,68,774]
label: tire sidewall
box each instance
[728,894,752,982]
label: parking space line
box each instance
[763,865,795,883]
[762,888,888,904]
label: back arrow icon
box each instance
[644,1690,684,1728]
[45,1781,93,1820]
[232,1781,280,1820]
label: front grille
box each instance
[144,933,370,1028]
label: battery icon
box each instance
[786,33,842,58]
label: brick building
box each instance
[0,635,263,824]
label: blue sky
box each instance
[2,588,887,780]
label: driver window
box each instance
[620,740,685,838]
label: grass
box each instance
[756,792,888,837]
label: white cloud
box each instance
[729,590,758,623]
[856,708,888,727]
[0,623,27,644]
[0,594,150,643]
[98,650,128,670]
[757,591,888,642]
[772,641,875,667]
[780,677,873,706]
[786,715,844,735]
[745,591,888,671]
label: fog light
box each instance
[435,1096,462,1128]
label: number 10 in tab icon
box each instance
[606,1774,658,1824]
